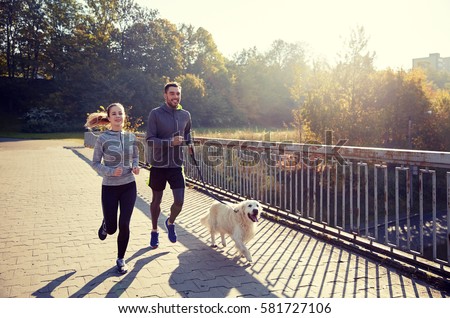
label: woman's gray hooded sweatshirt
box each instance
[92,130,139,186]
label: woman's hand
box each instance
[132,167,140,175]
[113,167,123,176]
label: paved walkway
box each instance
[0,139,448,298]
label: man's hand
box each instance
[172,135,184,146]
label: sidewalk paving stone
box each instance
[0,139,448,298]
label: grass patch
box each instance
[1,117,297,143]
[0,131,84,140]
[192,127,301,142]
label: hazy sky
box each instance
[136,0,450,70]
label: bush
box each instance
[21,107,76,133]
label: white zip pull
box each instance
[119,132,124,166]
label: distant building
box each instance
[412,53,450,72]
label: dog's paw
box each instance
[241,253,252,263]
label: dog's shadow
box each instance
[209,240,252,263]
[169,224,275,298]
[169,248,269,298]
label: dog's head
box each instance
[234,199,260,222]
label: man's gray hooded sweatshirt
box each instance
[92,130,139,186]
[146,103,192,168]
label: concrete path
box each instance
[0,139,448,298]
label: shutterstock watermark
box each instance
[299,130,348,167]
[184,130,349,169]
[94,130,348,168]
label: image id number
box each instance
[260,302,332,314]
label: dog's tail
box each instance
[200,213,209,228]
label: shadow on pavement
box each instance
[68,147,278,298]
[32,272,76,298]
[64,147,449,298]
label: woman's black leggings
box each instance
[101,181,137,259]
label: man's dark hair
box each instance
[164,82,181,93]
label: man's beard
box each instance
[167,99,179,108]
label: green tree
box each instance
[429,89,450,150]
[229,40,309,127]
[42,0,83,79]
[0,0,50,79]
[371,69,434,149]
[174,73,206,126]
[180,26,226,79]
[114,0,158,62]
[265,40,308,126]
[295,60,343,143]
[229,47,265,124]
[122,18,183,77]
[424,68,450,90]
[0,0,24,77]
[333,26,376,145]
[180,25,239,127]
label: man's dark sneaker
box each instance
[98,220,107,240]
[116,258,128,275]
[165,218,177,243]
[150,231,159,249]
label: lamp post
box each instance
[408,116,412,149]
[408,110,432,209]
[408,111,432,149]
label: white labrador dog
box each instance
[200,199,260,262]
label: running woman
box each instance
[85,103,140,274]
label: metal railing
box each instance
[85,132,450,275]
